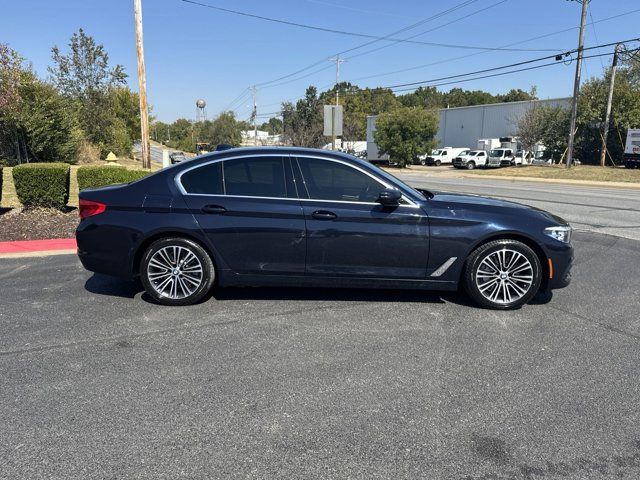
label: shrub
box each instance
[77,166,150,190]
[76,140,101,165]
[12,163,70,209]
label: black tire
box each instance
[140,237,215,306]
[463,239,542,310]
[466,161,475,170]
[435,160,441,166]
[420,158,426,166]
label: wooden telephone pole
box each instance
[565,0,589,169]
[134,0,151,169]
[599,44,621,167]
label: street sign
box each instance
[323,105,343,137]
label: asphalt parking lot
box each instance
[1,229,640,479]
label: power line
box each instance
[346,0,510,61]
[388,49,638,93]
[372,37,640,91]
[343,7,640,84]
[252,0,524,92]
[179,0,558,52]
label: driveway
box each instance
[1,230,640,479]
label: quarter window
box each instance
[297,158,387,203]
[180,162,223,194]
[223,156,290,198]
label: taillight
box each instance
[79,199,107,219]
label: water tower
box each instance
[196,99,207,122]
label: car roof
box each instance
[189,146,365,165]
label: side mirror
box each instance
[377,188,402,206]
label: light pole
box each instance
[133,0,151,169]
[599,44,621,167]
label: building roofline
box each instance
[438,97,572,112]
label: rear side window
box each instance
[223,156,290,198]
[180,162,223,194]
[297,157,386,203]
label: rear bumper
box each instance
[76,219,136,279]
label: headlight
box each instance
[544,225,572,244]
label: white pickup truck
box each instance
[453,150,488,169]
[418,147,468,166]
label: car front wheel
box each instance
[466,161,475,170]
[463,239,542,310]
[140,237,215,306]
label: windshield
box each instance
[431,150,442,156]
[470,151,482,156]
[489,149,503,157]
[459,150,470,156]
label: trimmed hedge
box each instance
[77,166,150,191]
[12,163,70,209]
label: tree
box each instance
[374,106,439,168]
[576,61,640,165]
[1,45,81,164]
[48,29,134,156]
[282,86,323,147]
[208,111,242,147]
[260,117,283,135]
[517,105,570,162]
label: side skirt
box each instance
[217,271,458,292]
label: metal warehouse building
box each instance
[367,97,571,161]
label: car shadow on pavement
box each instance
[211,286,470,306]
[84,273,143,299]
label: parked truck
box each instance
[624,128,640,168]
[418,147,468,166]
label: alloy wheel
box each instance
[146,245,204,300]
[475,248,534,305]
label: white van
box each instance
[624,128,640,168]
[418,147,468,166]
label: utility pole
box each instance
[251,86,258,146]
[565,0,589,169]
[133,0,151,169]
[599,43,621,167]
[330,55,345,150]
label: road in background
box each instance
[397,172,640,241]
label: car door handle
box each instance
[201,204,227,214]
[312,210,337,220]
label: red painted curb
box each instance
[0,238,76,254]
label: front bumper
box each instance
[546,243,573,290]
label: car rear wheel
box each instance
[140,237,215,306]
[466,161,475,170]
[420,158,426,166]
[435,160,441,166]
[463,239,542,310]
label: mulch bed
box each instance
[0,208,79,242]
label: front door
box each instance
[294,156,429,278]
[179,155,306,275]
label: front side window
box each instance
[223,156,290,198]
[297,157,387,203]
[180,162,223,194]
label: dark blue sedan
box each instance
[76,147,573,309]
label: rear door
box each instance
[294,156,429,279]
[178,155,306,274]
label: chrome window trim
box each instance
[175,153,420,208]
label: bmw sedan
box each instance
[76,147,573,309]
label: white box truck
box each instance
[477,138,501,152]
[624,128,640,168]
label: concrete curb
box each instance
[0,238,76,258]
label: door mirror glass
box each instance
[377,188,402,206]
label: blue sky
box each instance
[2,0,639,122]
